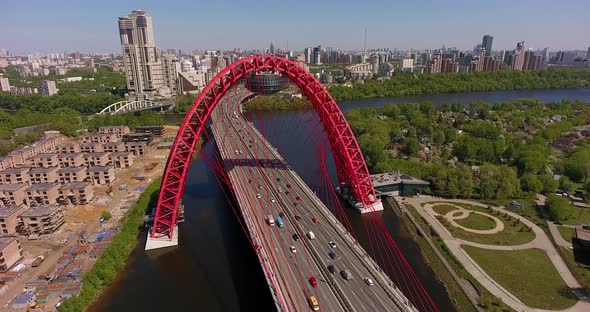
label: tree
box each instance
[520,173,543,194]
[538,174,559,194]
[101,211,112,220]
[432,130,445,145]
[404,137,420,157]
[559,176,577,195]
[546,194,575,223]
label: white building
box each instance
[39,80,57,96]
[401,58,414,70]
[0,77,10,92]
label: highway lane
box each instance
[211,87,415,312]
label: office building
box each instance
[0,77,10,92]
[482,35,493,57]
[542,47,550,62]
[312,46,321,65]
[401,58,414,70]
[269,42,275,54]
[39,80,57,96]
[304,48,312,64]
[118,10,164,99]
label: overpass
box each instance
[97,100,173,115]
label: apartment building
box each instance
[0,236,22,272]
[88,166,116,185]
[28,153,59,168]
[80,143,104,153]
[135,125,164,136]
[56,142,81,154]
[83,153,110,167]
[0,184,28,207]
[108,152,134,168]
[16,204,64,235]
[82,133,117,144]
[27,166,59,184]
[0,157,13,171]
[0,205,27,235]
[98,126,130,139]
[102,142,126,153]
[8,135,65,166]
[25,182,60,206]
[125,141,148,156]
[0,167,29,184]
[122,133,153,144]
[57,153,85,168]
[57,167,88,184]
[58,182,94,205]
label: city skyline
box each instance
[1,0,589,53]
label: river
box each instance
[89,88,590,312]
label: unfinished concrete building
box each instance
[122,133,153,144]
[0,167,29,184]
[58,153,85,168]
[102,142,126,153]
[58,182,94,205]
[7,135,65,166]
[0,157,14,170]
[0,205,27,235]
[80,143,104,153]
[135,125,164,136]
[16,204,64,235]
[56,142,81,154]
[82,133,117,144]
[25,183,60,206]
[83,153,110,167]
[57,167,88,184]
[0,236,22,272]
[98,126,130,139]
[88,166,115,185]
[27,166,59,184]
[0,184,28,207]
[28,153,59,168]
[125,141,148,156]
[108,152,134,168]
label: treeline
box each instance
[243,94,310,111]
[345,98,590,203]
[329,68,590,101]
[58,178,162,312]
[87,111,165,131]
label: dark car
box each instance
[286,184,291,188]
[327,264,335,274]
[292,233,300,241]
[279,212,285,218]
[294,215,301,221]
[285,191,290,195]
[329,251,337,259]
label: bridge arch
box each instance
[152,54,377,238]
[98,100,170,115]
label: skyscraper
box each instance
[39,80,57,96]
[269,42,275,54]
[482,35,493,57]
[118,10,164,99]
[587,47,590,59]
[542,47,550,62]
[312,46,322,65]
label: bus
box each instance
[308,295,320,311]
[276,217,285,228]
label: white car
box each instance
[271,198,276,203]
[364,277,374,286]
[329,241,337,248]
[289,246,297,253]
[256,193,261,199]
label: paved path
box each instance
[535,195,574,249]
[436,204,505,234]
[401,196,590,312]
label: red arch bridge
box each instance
[146,55,438,312]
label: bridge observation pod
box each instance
[151,54,378,239]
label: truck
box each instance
[32,255,45,267]
[307,231,315,240]
[267,215,275,227]
[276,217,285,228]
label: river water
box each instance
[89,88,590,312]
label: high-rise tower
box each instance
[118,10,164,99]
[482,35,493,57]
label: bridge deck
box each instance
[209,87,416,312]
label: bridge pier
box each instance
[145,225,179,252]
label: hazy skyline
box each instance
[2,0,589,54]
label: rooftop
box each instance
[99,125,129,129]
[57,167,86,173]
[88,165,114,172]
[123,133,152,137]
[0,235,18,250]
[84,152,108,158]
[28,166,59,174]
[103,142,124,146]
[371,171,430,187]
[0,205,26,218]
[125,141,148,146]
[59,152,84,158]
[30,153,58,159]
[80,142,102,147]
[19,204,61,217]
[0,183,28,192]
[59,182,92,190]
[85,133,116,138]
[26,182,60,191]
[0,167,29,174]
[109,151,132,157]
[57,142,80,147]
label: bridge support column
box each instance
[145,225,179,252]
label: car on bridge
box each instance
[365,277,375,286]
[309,276,318,287]
[340,270,353,280]
[289,246,297,253]
[292,233,300,241]
[312,217,319,223]
[329,241,337,248]
[308,295,320,311]
[327,264,336,274]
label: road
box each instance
[209,86,415,312]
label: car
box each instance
[294,202,299,207]
[285,191,290,195]
[294,215,301,221]
[329,241,337,248]
[289,246,297,253]
[296,196,302,201]
[286,184,291,188]
[340,270,352,280]
[270,198,276,203]
[312,217,319,223]
[276,177,281,182]
[309,276,318,287]
[327,264,336,274]
[328,251,337,259]
[279,212,285,218]
[230,133,234,137]
[256,193,261,199]
[248,179,253,183]
[364,277,375,286]
[258,185,263,189]
[292,233,300,241]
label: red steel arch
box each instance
[151,55,377,238]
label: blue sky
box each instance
[1,0,588,53]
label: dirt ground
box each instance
[0,125,179,310]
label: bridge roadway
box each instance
[209,87,417,312]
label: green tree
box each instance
[432,130,445,145]
[520,173,543,194]
[539,175,559,194]
[404,137,420,157]
[559,176,577,194]
[546,194,576,223]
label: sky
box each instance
[1,0,589,54]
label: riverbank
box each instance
[57,177,162,312]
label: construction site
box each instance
[0,125,178,311]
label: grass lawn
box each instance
[463,246,578,310]
[441,205,535,245]
[558,226,576,243]
[559,247,590,292]
[432,204,460,216]
[561,207,590,225]
[454,212,497,231]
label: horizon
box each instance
[1,0,589,54]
